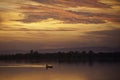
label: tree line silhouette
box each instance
[0,50,120,63]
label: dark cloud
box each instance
[69,11,120,23]
[88,28,120,36]
[18,14,45,23]
[87,28,120,47]
[17,0,120,24]
[31,0,111,8]
[19,13,105,24]
[116,0,120,2]
[18,4,106,24]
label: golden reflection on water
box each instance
[0,63,120,80]
[0,65,45,68]
[5,72,85,80]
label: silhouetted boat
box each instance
[46,64,53,69]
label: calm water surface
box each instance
[0,62,120,80]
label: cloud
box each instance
[86,28,120,47]
[16,0,120,24]
[31,0,110,8]
[1,0,119,24]
[0,27,77,31]
[69,11,120,23]
[87,28,120,36]
[18,4,106,24]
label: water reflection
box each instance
[0,62,120,80]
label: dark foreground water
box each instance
[0,62,120,80]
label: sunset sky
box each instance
[0,0,120,52]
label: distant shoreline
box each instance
[0,50,120,64]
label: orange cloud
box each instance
[31,0,110,8]
[19,4,105,24]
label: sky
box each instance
[0,0,120,53]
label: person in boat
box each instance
[46,64,53,68]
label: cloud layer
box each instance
[0,0,120,51]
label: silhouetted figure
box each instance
[46,64,53,70]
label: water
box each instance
[0,62,120,80]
